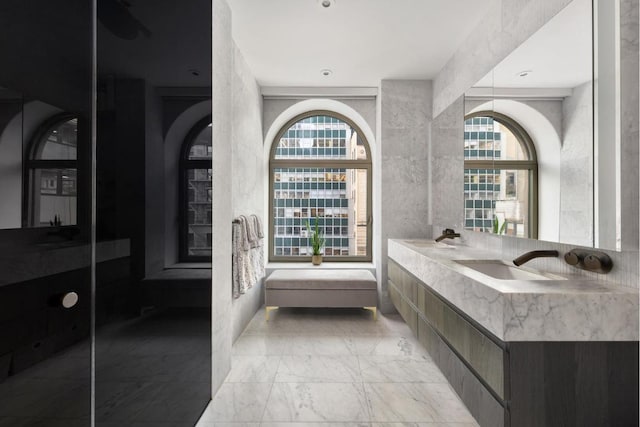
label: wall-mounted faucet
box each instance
[564,249,613,273]
[512,250,559,266]
[435,228,460,242]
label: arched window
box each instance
[269,111,372,261]
[463,112,538,238]
[26,115,78,227]
[180,118,212,261]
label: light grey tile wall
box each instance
[560,81,593,247]
[212,0,234,395]
[231,43,265,342]
[262,98,377,141]
[380,80,432,313]
[431,97,464,232]
[432,0,574,117]
[620,0,639,251]
[445,228,640,289]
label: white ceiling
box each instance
[474,0,591,89]
[226,0,491,87]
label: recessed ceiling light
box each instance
[517,70,533,77]
[318,0,334,8]
[321,69,332,77]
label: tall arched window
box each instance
[464,112,538,238]
[180,118,212,261]
[269,111,372,262]
[26,115,78,227]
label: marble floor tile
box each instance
[195,423,260,427]
[358,356,447,383]
[365,383,476,423]
[284,336,357,356]
[199,308,479,427]
[201,383,273,422]
[263,383,370,422]
[376,315,415,336]
[261,423,370,427]
[370,423,479,427]
[275,356,361,383]
[243,311,338,336]
[225,356,281,383]
[232,335,289,356]
[347,336,430,360]
[94,381,161,422]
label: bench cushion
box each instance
[265,269,376,290]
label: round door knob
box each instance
[61,292,79,309]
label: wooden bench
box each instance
[264,269,378,320]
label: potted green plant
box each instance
[492,216,507,235]
[305,217,325,265]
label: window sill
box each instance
[266,262,375,270]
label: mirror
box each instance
[463,0,596,247]
[0,87,77,230]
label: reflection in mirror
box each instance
[27,116,78,227]
[0,87,24,229]
[183,121,213,260]
[464,113,537,238]
[464,0,593,247]
[0,90,79,230]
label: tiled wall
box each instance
[560,81,593,247]
[380,80,433,313]
[437,227,640,289]
[231,43,266,342]
[619,0,640,251]
[212,0,234,395]
[430,96,464,232]
[432,0,574,117]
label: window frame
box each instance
[463,111,538,238]
[179,116,212,262]
[269,110,373,262]
[24,113,78,228]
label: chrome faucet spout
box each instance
[435,228,460,242]
[512,250,559,266]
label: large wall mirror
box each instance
[463,0,601,248]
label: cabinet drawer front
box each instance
[418,317,505,427]
[389,259,505,400]
[388,261,417,302]
[388,279,417,334]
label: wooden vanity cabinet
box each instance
[387,259,639,427]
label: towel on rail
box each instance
[252,214,264,239]
[250,214,265,284]
[232,214,265,299]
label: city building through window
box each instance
[26,116,78,227]
[269,112,372,261]
[463,112,538,238]
[180,118,212,261]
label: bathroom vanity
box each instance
[387,239,639,427]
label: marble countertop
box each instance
[388,239,639,342]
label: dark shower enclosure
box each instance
[0,1,212,426]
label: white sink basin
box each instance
[403,240,456,249]
[454,259,565,280]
